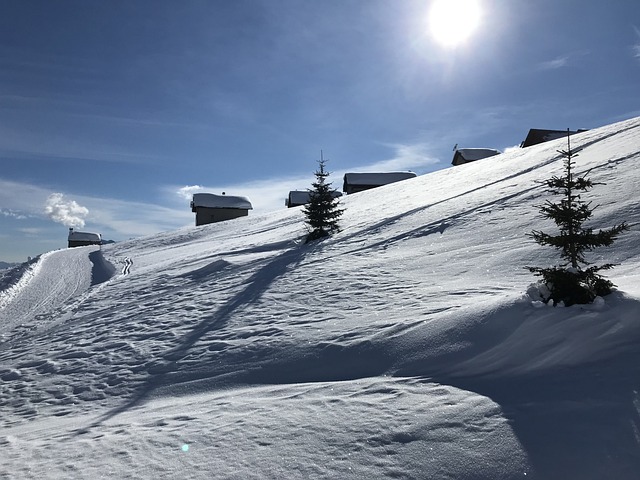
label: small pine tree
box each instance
[303,153,344,243]
[527,130,629,306]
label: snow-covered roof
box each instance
[191,193,253,210]
[343,172,417,186]
[68,230,101,242]
[456,148,501,161]
[521,128,586,148]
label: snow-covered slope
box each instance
[1,117,640,479]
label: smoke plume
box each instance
[44,193,89,228]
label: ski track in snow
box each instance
[1,117,640,479]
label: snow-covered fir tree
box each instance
[303,154,344,243]
[527,130,629,306]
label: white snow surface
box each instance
[1,117,640,479]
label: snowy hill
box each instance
[1,117,640,479]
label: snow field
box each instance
[1,116,640,478]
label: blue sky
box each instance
[1,0,639,262]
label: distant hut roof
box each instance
[68,230,101,243]
[191,193,253,210]
[521,129,587,148]
[451,148,501,166]
[286,190,341,207]
[343,172,416,186]
[342,172,417,193]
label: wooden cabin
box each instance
[190,193,253,226]
[68,228,102,248]
[520,129,587,148]
[285,190,342,208]
[451,148,501,166]
[342,172,417,195]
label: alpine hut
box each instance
[68,228,102,248]
[190,193,253,226]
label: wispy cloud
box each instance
[633,26,640,60]
[0,178,191,241]
[176,185,205,201]
[536,51,590,71]
[538,56,569,70]
[44,193,89,228]
[0,208,28,220]
[366,143,440,172]
[17,227,44,236]
[0,124,159,166]
[0,179,51,215]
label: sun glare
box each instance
[428,0,482,48]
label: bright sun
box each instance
[428,0,482,48]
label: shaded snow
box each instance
[1,117,640,479]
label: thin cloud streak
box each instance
[177,185,205,201]
[633,26,640,59]
[0,124,161,166]
[368,143,440,172]
[0,209,28,220]
[536,50,590,71]
[538,56,569,70]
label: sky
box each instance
[1,0,639,262]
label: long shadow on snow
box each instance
[443,355,640,480]
[77,242,308,432]
[384,293,640,480]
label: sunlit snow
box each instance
[1,117,640,479]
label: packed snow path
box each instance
[0,246,114,339]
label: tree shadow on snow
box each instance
[75,242,309,433]
[446,355,640,480]
[387,292,640,479]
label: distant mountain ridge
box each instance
[0,261,18,270]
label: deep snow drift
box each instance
[1,117,640,479]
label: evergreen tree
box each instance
[303,154,344,243]
[527,130,629,306]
